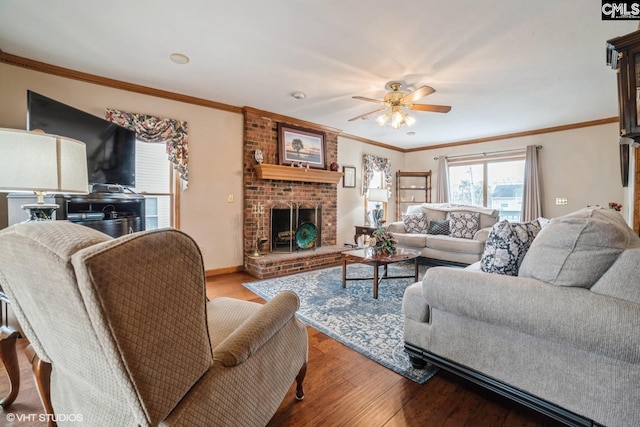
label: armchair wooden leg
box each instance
[25,344,55,427]
[0,326,20,408]
[295,362,307,401]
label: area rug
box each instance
[242,262,438,384]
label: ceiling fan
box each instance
[349,81,451,129]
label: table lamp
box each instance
[368,188,389,228]
[0,128,88,221]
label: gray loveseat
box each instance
[387,203,499,264]
[402,207,640,426]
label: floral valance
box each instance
[105,109,189,183]
[362,154,392,194]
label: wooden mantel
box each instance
[254,164,343,184]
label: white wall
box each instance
[337,136,405,245]
[404,123,626,221]
[0,63,245,271]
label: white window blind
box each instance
[132,140,172,229]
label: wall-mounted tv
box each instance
[26,90,136,187]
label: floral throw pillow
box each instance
[480,219,542,276]
[428,219,450,235]
[403,212,428,234]
[448,211,480,239]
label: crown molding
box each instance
[0,49,242,114]
[405,117,620,152]
[242,107,342,135]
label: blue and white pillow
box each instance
[403,212,428,234]
[448,211,480,239]
[480,219,543,276]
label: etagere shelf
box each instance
[396,171,432,221]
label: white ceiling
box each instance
[0,1,636,149]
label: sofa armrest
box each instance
[213,291,300,367]
[422,267,640,363]
[386,221,406,233]
[472,226,492,242]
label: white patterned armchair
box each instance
[0,221,308,426]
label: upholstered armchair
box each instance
[0,221,308,426]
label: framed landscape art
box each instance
[278,123,326,169]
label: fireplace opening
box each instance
[271,202,322,252]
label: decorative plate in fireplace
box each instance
[295,222,318,249]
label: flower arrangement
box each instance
[369,227,397,256]
[609,202,622,212]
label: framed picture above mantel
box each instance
[278,123,326,170]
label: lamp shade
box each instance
[367,188,389,203]
[0,128,88,194]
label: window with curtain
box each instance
[448,151,525,221]
[105,109,189,229]
[362,154,392,226]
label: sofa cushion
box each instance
[480,219,542,276]
[518,208,631,288]
[591,245,640,303]
[428,219,450,235]
[448,211,480,239]
[392,233,428,248]
[426,234,485,255]
[403,212,428,234]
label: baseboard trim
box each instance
[205,265,245,277]
[404,343,601,427]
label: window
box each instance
[131,140,173,229]
[364,170,388,226]
[448,153,525,221]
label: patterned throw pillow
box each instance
[480,219,542,276]
[428,219,450,235]
[448,211,480,239]
[403,212,428,234]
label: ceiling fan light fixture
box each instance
[376,113,390,126]
[404,114,416,127]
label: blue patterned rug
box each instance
[243,262,438,384]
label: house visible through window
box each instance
[448,153,525,221]
[131,140,173,229]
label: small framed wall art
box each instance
[278,123,326,169]
[343,166,356,188]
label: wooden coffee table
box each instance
[341,247,421,299]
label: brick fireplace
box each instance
[242,108,343,278]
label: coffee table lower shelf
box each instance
[341,248,421,299]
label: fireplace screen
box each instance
[271,202,321,252]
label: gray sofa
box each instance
[402,207,640,426]
[387,203,499,264]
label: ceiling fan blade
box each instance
[348,108,386,121]
[352,96,385,104]
[401,85,435,104]
[409,104,451,113]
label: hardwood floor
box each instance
[0,272,564,426]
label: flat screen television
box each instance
[26,90,136,187]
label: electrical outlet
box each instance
[227,194,234,203]
[555,197,568,205]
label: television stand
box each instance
[54,192,146,238]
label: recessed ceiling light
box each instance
[170,53,190,65]
[291,92,306,100]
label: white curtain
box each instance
[521,145,542,221]
[436,156,450,203]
